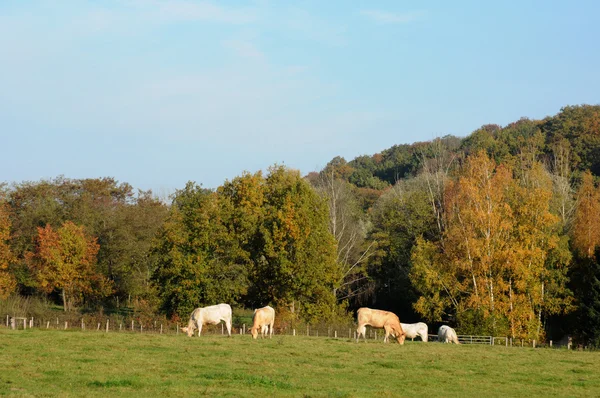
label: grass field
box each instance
[1,329,599,397]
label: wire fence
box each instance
[2,314,578,350]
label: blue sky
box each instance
[1,0,599,195]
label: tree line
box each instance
[1,105,600,345]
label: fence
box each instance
[2,315,577,349]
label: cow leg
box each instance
[356,325,366,343]
[197,323,203,337]
[269,322,274,338]
[225,320,232,337]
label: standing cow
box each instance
[401,322,429,342]
[356,308,406,345]
[181,303,232,337]
[438,325,460,344]
[250,306,275,339]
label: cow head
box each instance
[251,327,259,339]
[181,321,196,337]
[391,325,406,345]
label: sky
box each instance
[1,0,599,195]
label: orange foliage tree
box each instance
[28,221,111,311]
[0,198,17,299]
[572,170,600,258]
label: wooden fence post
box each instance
[176,324,179,334]
[307,325,309,336]
[64,321,67,330]
[131,320,134,331]
[30,317,33,328]
[106,320,109,332]
[533,340,536,348]
[505,338,508,347]
[140,324,143,333]
[160,324,163,334]
[550,340,553,347]
[6,315,8,327]
[81,319,84,330]
[243,324,246,335]
[46,321,50,329]
[293,329,296,336]
[120,323,122,331]
[568,336,572,350]
[97,323,100,331]
[335,330,337,339]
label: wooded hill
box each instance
[1,104,600,345]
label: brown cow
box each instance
[356,308,406,344]
[250,306,275,339]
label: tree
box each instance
[411,151,572,338]
[253,166,340,322]
[0,195,16,299]
[312,170,373,303]
[28,221,111,311]
[572,171,600,258]
[152,182,250,318]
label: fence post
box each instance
[335,330,337,339]
[293,329,296,336]
[161,324,163,334]
[97,323,100,331]
[568,336,572,350]
[46,321,49,329]
[81,319,84,330]
[550,340,553,347]
[533,340,536,348]
[6,315,8,327]
[307,325,309,336]
[243,324,246,335]
[505,338,508,347]
[131,320,134,331]
[106,320,109,333]
[64,321,67,330]
[176,325,179,334]
[140,324,143,333]
[23,318,26,330]
[349,329,351,339]
[30,317,33,328]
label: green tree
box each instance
[254,166,340,322]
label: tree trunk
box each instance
[62,288,67,312]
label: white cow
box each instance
[181,303,232,337]
[438,325,460,344]
[250,306,275,339]
[401,322,428,342]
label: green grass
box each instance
[1,329,599,397]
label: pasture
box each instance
[1,329,599,397]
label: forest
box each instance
[2,104,600,346]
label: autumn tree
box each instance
[411,151,572,338]
[572,171,600,258]
[0,195,17,299]
[28,221,111,311]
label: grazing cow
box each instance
[181,303,232,337]
[356,308,406,345]
[401,322,429,342]
[250,306,275,339]
[438,325,460,344]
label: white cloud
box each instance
[360,9,423,24]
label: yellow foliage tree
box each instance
[411,151,572,339]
